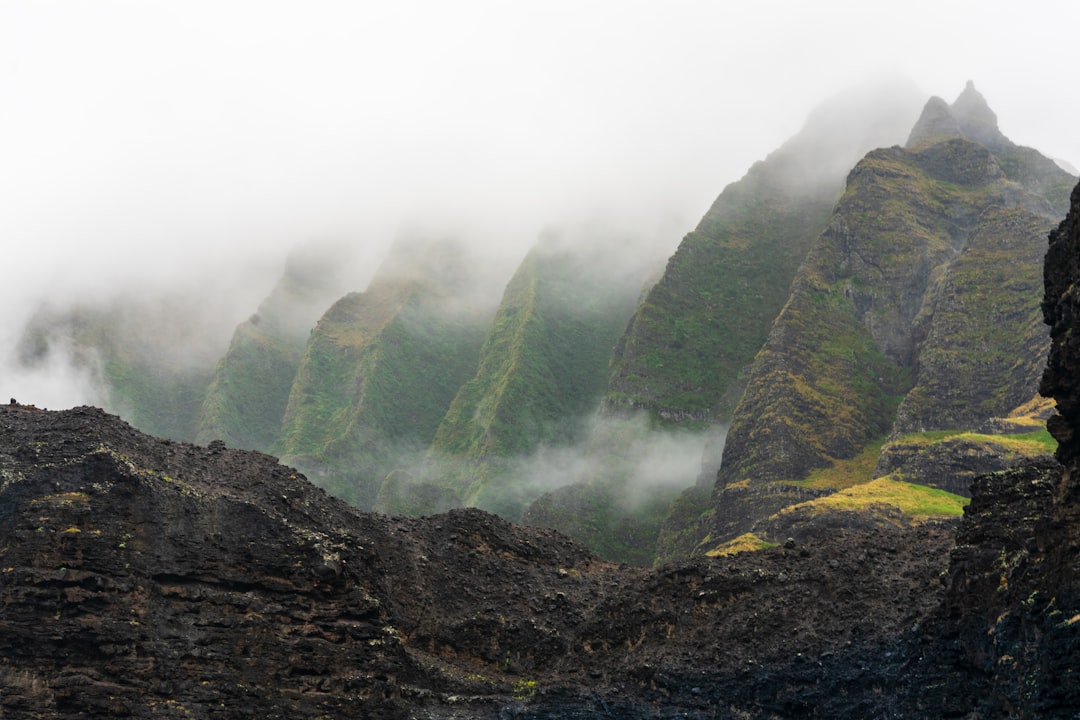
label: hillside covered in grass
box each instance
[196,243,355,452]
[277,239,493,507]
[414,238,645,519]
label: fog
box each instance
[4,0,1080,408]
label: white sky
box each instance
[2,0,1079,407]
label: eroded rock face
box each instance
[1042,181,1080,465]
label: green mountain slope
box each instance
[17,298,225,441]
[410,239,643,518]
[278,239,491,508]
[616,81,925,563]
[196,244,353,451]
[606,79,925,428]
[891,206,1055,434]
[699,83,1073,551]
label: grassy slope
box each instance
[196,321,303,451]
[606,168,839,426]
[428,245,640,517]
[279,273,489,508]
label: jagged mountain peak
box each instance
[952,80,1006,149]
[906,81,1009,151]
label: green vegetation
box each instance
[524,475,683,566]
[705,532,778,557]
[512,679,538,702]
[279,246,491,508]
[890,428,1056,457]
[796,439,887,491]
[653,484,712,566]
[426,243,642,517]
[606,171,841,426]
[196,250,352,451]
[781,476,968,519]
[436,246,638,457]
[196,321,304,450]
[718,136,1062,491]
[698,95,1072,549]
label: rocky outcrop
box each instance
[874,432,1054,496]
[0,404,419,718]
[920,459,1080,717]
[0,402,959,718]
[907,80,1010,152]
[1042,183,1080,465]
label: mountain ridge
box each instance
[698,84,1073,552]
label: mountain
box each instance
[408,235,645,519]
[14,80,1074,573]
[532,80,926,564]
[6,167,1080,718]
[16,296,227,442]
[277,237,492,508]
[6,202,1080,716]
[195,243,355,451]
[698,83,1073,552]
[605,78,925,430]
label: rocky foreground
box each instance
[3,184,1080,718]
[0,398,1073,718]
[0,401,952,718]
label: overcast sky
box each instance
[3,0,1079,407]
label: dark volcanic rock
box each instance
[0,404,420,718]
[912,459,1080,719]
[0,403,958,718]
[1042,182,1080,465]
